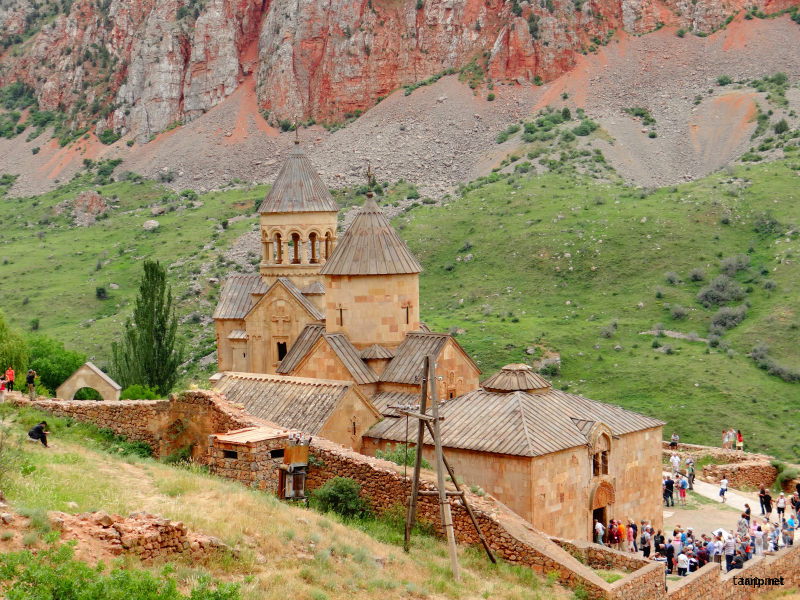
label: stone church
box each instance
[212,142,664,541]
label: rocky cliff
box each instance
[1,0,798,140]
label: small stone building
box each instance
[212,372,380,451]
[363,364,665,541]
[208,426,292,491]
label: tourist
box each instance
[754,526,764,555]
[719,476,728,503]
[730,550,744,570]
[688,551,699,572]
[743,503,751,522]
[664,476,675,507]
[641,526,652,558]
[687,461,695,490]
[780,519,793,547]
[4,366,13,392]
[785,515,796,546]
[0,376,6,402]
[728,428,737,450]
[594,519,605,545]
[764,489,773,519]
[776,493,787,519]
[723,534,736,571]
[609,519,621,550]
[664,542,675,574]
[652,551,667,567]
[628,519,638,552]
[27,421,49,447]
[759,486,769,515]
[26,369,37,401]
[669,432,680,450]
[791,492,800,518]
[736,430,744,452]
[677,475,688,506]
[669,453,681,475]
[653,529,665,551]
[769,524,780,551]
[676,551,689,576]
[721,429,728,450]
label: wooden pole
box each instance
[404,355,429,552]
[424,420,497,564]
[430,356,460,581]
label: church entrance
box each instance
[592,507,606,541]
[589,480,615,542]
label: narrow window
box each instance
[223,449,238,460]
[601,451,609,475]
[277,342,288,361]
[270,448,284,459]
[592,453,601,477]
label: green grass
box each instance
[397,159,800,459]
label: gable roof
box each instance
[213,372,356,435]
[82,362,122,391]
[379,332,478,384]
[241,277,324,322]
[360,344,395,359]
[365,388,665,458]
[279,330,379,385]
[319,196,422,276]
[370,391,420,416]
[277,324,325,374]
[213,274,267,319]
[258,142,339,213]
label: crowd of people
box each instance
[0,367,38,402]
[591,449,799,578]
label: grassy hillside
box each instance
[1,156,799,459]
[399,159,800,459]
[0,403,562,600]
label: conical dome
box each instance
[258,142,339,213]
[320,196,423,276]
[481,364,551,394]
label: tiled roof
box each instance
[213,372,354,435]
[212,426,290,444]
[365,388,664,457]
[323,333,379,384]
[258,143,339,213]
[319,196,422,276]
[360,344,395,359]
[301,280,325,295]
[276,324,325,374]
[227,330,248,341]
[379,332,450,384]
[370,391,420,416]
[213,274,266,319]
[481,364,551,393]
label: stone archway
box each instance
[55,362,121,401]
[589,480,615,541]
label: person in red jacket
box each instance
[736,430,744,451]
[4,367,13,392]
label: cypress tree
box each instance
[111,260,183,395]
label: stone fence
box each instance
[661,442,799,492]
[551,536,651,572]
[665,544,800,600]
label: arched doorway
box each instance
[74,387,103,401]
[590,480,615,541]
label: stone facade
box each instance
[55,362,121,402]
[207,432,287,491]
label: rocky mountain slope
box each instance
[2,0,798,143]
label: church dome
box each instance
[481,363,551,394]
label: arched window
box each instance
[309,232,319,264]
[592,433,611,477]
[291,233,301,264]
[273,233,283,264]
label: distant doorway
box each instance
[592,507,606,541]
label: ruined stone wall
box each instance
[551,537,650,572]
[666,544,800,600]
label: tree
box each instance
[111,260,183,395]
[0,310,28,375]
[26,336,86,392]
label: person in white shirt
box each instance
[594,519,605,546]
[670,453,681,475]
[677,552,689,576]
[720,477,729,503]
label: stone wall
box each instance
[551,537,651,572]
[207,436,286,491]
[666,544,800,600]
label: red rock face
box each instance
[1,0,797,138]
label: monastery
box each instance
[212,142,664,540]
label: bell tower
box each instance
[259,140,339,291]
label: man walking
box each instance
[723,534,736,572]
[665,475,675,507]
[26,369,37,400]
[719,476,729,503]
[594,519,605,546]
[686,458,695,490]
[4,366,13,392]
[670,453,681,476]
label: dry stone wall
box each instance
[207,436,285,491]
[551,537,651,572]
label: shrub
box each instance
[31,147,39,154]
[487,93,495,101]
[309,477,370,518]
[95,287,108,300]
[561,107,571,121]
[26,336,86,392]
[753,211,784,235]
[710,305,747,331]
[750,344,800,383]
[97,129,120,145]
[664,271,680,285]
[774,119,789,134]
[720,254,750,276]
[763,279,777,291]
[716,75,732,86]
[670,305,688,320]
[689,268,706,282]
[572,119,598,136]
[375,443,432,468]
[120,384,160,400]
[696,275,745,307]
[676,28,686,37]
[654,287,664,299]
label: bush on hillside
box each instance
[719,254,750,276]
[716,75,732,86]
[309,477,371,518]
[696,275,745,307]
[689,268,706,282]
[664,271,680,285]
[710,305,747,332]
[26,336,86,393]
[120,384,160,400]
[670,305,688,320]
[750,344,800,383]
